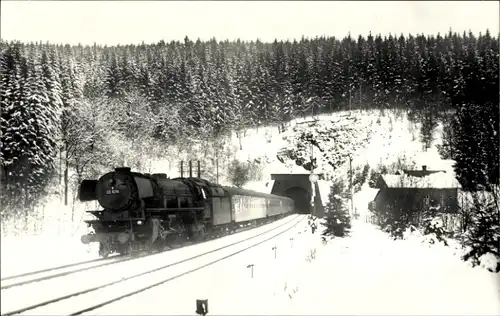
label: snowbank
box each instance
[279,220,500,315]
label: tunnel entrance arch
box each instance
[270,173,325,217]
[283,187,311,214]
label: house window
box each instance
[423,195,430,207]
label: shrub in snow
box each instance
[228,159,252,188]
[402,225,422,240]
[305,248,317,263]
[421,203,450,246]
[421,216,449,246]
[376,205,413,240]
[321,179,351,238]
[383,219,408,240]
[460,190,500,273]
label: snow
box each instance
[2,109,498,316]
[65,212,499,316]
[0,236,99,279]
[280,220,500,316]
[1,215,302,316]
[381,172,461,188]
[78,215,318,316]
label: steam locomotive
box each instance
[78,167,294,257]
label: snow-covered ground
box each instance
[79,216,319,315]
[70,216,499,316]
[0,235,100,278]
[1,215,302,316]
[280,220,500,316]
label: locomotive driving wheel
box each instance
[98,242,111,258]
[197,226,206,241]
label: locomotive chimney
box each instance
[197,161,201,178]
[115,167,131,173]
[180,161,184,178]
[189,160,193,178]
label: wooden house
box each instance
[369,165,461,223]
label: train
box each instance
[78,167,295,257]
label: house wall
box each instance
[374,187,458,217]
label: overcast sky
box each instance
[1,1,498,45]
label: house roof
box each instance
[381,173,461,189]
[400,169,446,177]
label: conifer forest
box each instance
[1,30,499,220]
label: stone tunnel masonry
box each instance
[270,173,325,217]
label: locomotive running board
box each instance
[144,207,205,211]
[84,219,146,224]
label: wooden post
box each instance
[197,161,201,178]
[247,264,254,278]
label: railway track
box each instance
[1,214,287,291]
[1,214,304,316]
[0,255,128,290]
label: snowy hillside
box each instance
[1,108,442,236]
[0,108,456,275]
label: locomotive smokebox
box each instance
[96,168,155,212]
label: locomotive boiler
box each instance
[78,167,294,257]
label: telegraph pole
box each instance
[349,87,352,115]
[216,159,219,184]
[309,141,318,217]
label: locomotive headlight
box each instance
[137,220,143,225]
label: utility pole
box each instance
[359,83,362,106]
[216,158,219,184]
[349,87,352,115]
[309,140,318,217]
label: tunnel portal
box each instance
[270,173,324,217]
[283,187,311,214]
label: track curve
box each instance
[1,214,303,316]
[1,214,289,291]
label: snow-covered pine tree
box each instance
[322,178,352,238]
[0,45,62,209]
[104,52,124,99]
[421,200,449,246]
[0,43,28,209]
[24,50,61,192]
[461,190,500,273]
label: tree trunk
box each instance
[64,142,69,206]
[59,146,62,186]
